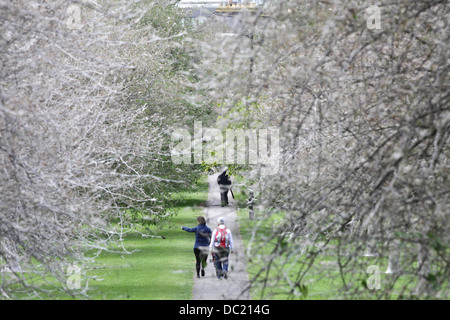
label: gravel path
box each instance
[192,173,251,300]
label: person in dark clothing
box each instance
[217,170,232,207]
[181,216,212,278]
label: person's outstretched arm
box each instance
[182,226,197,232]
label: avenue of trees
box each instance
[1,0,448,299]
[0,0,219,298]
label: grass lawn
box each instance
[4,176,209,300]
[85,177,209,300]
[236,207,418,300]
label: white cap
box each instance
[217,217,225,225]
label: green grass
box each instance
[3,175,209,300]
[236,207,419,300]
[88,210,202,299]
[87,177,209,299]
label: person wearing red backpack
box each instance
[209,217,234,280]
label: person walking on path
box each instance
[217,169,232,207]
[192,173,250,300]
[182,216,212,278]
[210,217,234,280]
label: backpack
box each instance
[215,227,229,248]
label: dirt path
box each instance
[192,173,251,300]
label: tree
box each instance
[0,0,209,299]
[201,0,449,299]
